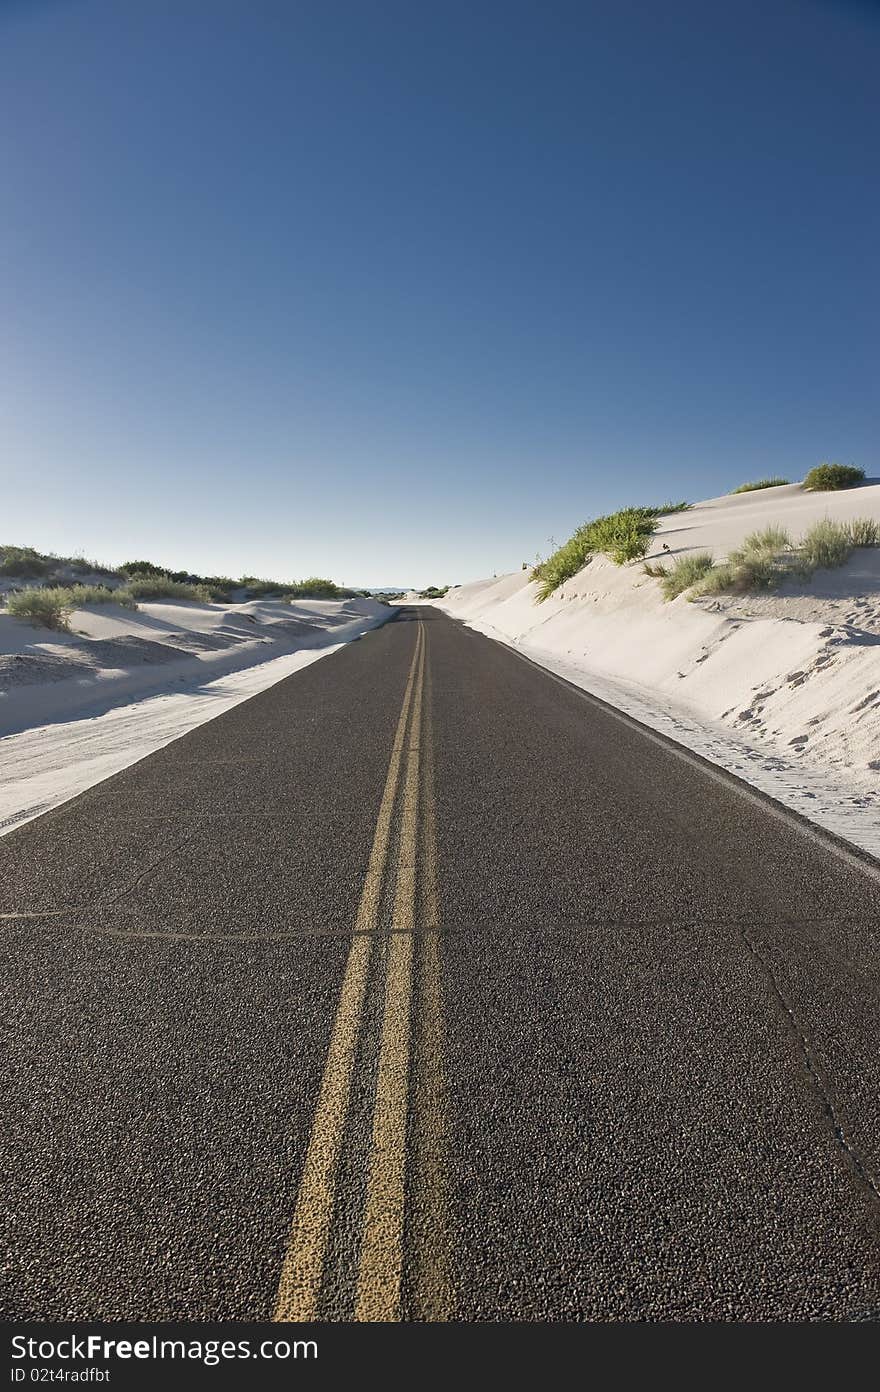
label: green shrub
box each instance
[67,584,137,609]
[201,575,238,599]
[691,563,737,597]
[66,555,107,576]
[846,517,880,548]
[6,586,73,629]
[660,552,715,600]
[239,577,283,598]
[803,462,864,491]
[535,526,594,599]
[688,527,791,596]
[731,525,791,556]
[689,515,873,595]
[730,478,790,494]
[651,500,691,515]
[537,507,664,599]
[722,527,792,589]
[287,577,341,599]
[0,545,51,578]
[121,577,213,602]
[798,519,852,572]
[732,552,782,589]
[237,575,342,600]
[120,559,169,578]
[591,510,660,563]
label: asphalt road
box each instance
[3,606,880,1322]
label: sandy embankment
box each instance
[0,596,390,834]
[435,482,880,856]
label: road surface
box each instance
[2,607,880,1321]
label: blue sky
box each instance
[2,0,877,587]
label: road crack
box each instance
[739,923,880,1207]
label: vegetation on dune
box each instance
[66,584,138,609]
[688,527,792,596]
[286,577,342,599]
[796,518,852,572]
[588,510,661,563]
[0,545,51,578]
[7,586,74,630]
[418,585,448,599]
[240,575,343,600]
[197,575,238,598]
[147,567,238,598]
[846,517,879,548]
[121,576,214,602]
[2,548,353,606]
[803,462,865,491]
[120,559,168,578]
[536,502,691,600]
[730,478,790,494]
[3,571,367,627]
[239,576,286,598]
[643,516,879,601]
[658,552,715,600]
[651,500,692,515]
[6,582,140,629]
[64,554,117,577]
[126,560,239,599]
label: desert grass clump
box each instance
[240,577,286,598]
[730,478,790,494]
[287,577,341,599]
[6,586,74,630]
[846,517,880,548]
[121,577,213,602]
[587,509,660,564]
[803,463,864,491]
[200,575,238,599]
[651,500,691,515]
[642,562,668,578]
[660,552,715,600]
[66,584,137,609]
[535,526,595,599]
[724,526,792,590]
[735,524,791,554]
[798,519,852,573]
[65,554,110,577]
[690,563,736,597]
[689,527,791,596]
[537,506,669,599]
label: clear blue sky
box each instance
[2,0,877,587]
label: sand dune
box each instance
[0,595,390,833]
[432,482,880,855]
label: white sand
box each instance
[0,596,390,834]
[433,482,880,857]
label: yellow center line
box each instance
[273,623,423,1322]
[354,627,425,1321]
[411,665,456,1319]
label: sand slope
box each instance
[0,595,390,833]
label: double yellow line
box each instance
[273,621,449,1322]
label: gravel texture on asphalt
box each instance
[2,607,880,1320]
